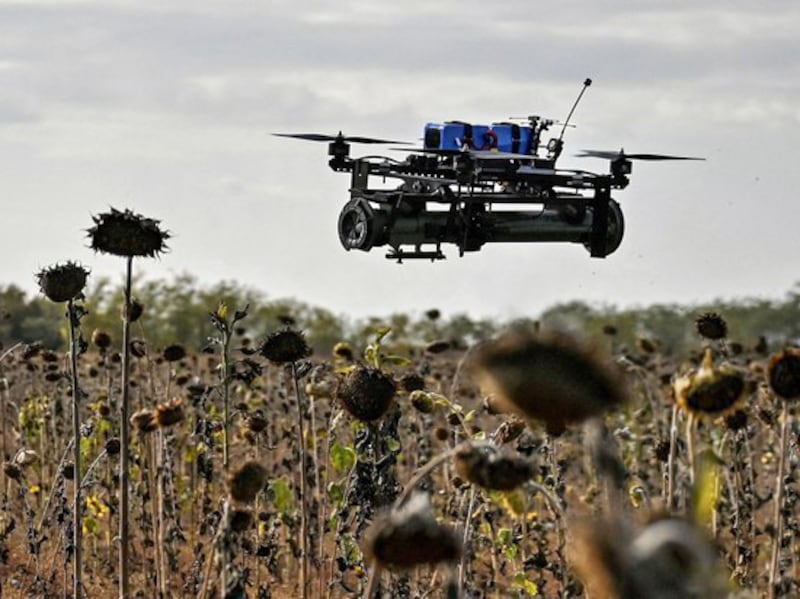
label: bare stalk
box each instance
[666,404,678,510]
[768,401,789,599]
[67,299,83,599]
[686,412,696,487]
[364,563,383,599]
[291,361,309,599]
[457,486,477,594]
[221,329,232,472]
[119,255,133,599]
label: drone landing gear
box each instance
[386,245,446,263]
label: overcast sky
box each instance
[2,1,798,321]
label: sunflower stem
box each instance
[666,404,678,511]
[221,327,232,472]
[686,412,696,488]
[67,299,83,599]
[119,255,133,599]
[768,401,789,599]
[291,361,309,599]
[457,485,477,594]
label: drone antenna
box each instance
[557,78,592,144]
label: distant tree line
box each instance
[1,273,798,357]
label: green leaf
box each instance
[382,354,411,367]
[374,326,392,343]
[269,477,294,516]
[340,533,362,563]
[513,572,539,596]
[385,437,401,453]
[496,527,513,547]
[327,482,344,504]
[330,442,356,475]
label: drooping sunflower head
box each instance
[468,328,628,435]
[673,348,747,418]
[88,207,169,258]
[453,442,534,492]
[228,461,268,504]
[766,348,800,402]
[36,261,89,303]
[363,492,461,570]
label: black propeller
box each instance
[577,149,704,161]
[273,132,410,144]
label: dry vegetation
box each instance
[0,209,798,598]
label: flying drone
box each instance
[275,79,702,262]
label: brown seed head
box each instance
[335,366,396,422]
[495,416,526,445]
[246,410,268,434]
[363,492,461,570]
[88,207,169,258]
[228,461,268,504]
[162,344,186,363]
[470,329,627,435]
[259,328,312,364]
[62,462,76,480]
[674,349,746,417]
[91,329,112,350]
[155,398,184,427]
[130,409,158,433]
[35,262,89,303]
[3,462,21,481]
[122,298,144,323]
[424,308,441,321]
[695,312,728,341]
[129,339,147,358]
[228,509,254,533]
[400,373,425,393]
[425,340,451,354]
[453,442,534,491]
[766,348,800,401]
[105,438,121,455]
[409,390,435,414]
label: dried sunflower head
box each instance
[695,312,728,341]
[88,208,169,258]
[259,328,312,364]
[36,262,89,303]
[162,344,186,363]
[571,516,729,599]
[246,410,268,434]
[335,365,396,422]
[673,348,746,418]
[228,461,268,504]
[91,329,112,350]
[121,298,144,323]
[409,390,435,414]
[469,329,627,435]
[363,492,461,570]
[332,342,354,361]
[766,347,800,401]
[425,340,451,354]
[130,409,158,433]
[228,509,254,533]
[453,442,534,491]
[155,398,184,427]
[131,408,158,434]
